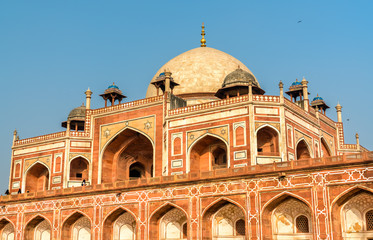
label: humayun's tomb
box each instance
[0,24,372,240]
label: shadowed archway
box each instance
[101,128,154,183]
[25,163,50,192]
[189,134,228,173]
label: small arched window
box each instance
[366,210,373,231]
[295,215,309,233]
[129,162,145,179]
[235,219,245,236]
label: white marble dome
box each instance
[146,47,257,101]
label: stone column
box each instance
[301,77,309,112]
[335,103,342,122]
[356,133,360,151]
[85,88,92,110]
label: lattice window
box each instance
[296,215,309,233]
[366,210,373,230]
[235,219,245,236]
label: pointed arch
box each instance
[331,186,373,239]
[102,207,137,240]
[202,197,246,239]
[255,124,280,156]
[23,162,50,193]
[261,192,313,240]
[187,133,229,173]
[0,218,15,240]
[24,215,52,240]
[100,127,155,184]
[69,157,89,182]
[320,137,332,157]
[62,211,91,240]
[295,138,312,160]
[149,202,188,240]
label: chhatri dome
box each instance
[146,24,258,103]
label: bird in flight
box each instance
[297,20,302,23]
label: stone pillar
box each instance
[356,133,360,151]
[335,103,343,122]
[279,81,284,103]
[66,120,71,137]
[248,80,253,102]
[301,77,309,111]
[85,88,92,110]
[12,129,17,146]
[164,70,171,93]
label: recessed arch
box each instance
[320,137,332,157]
[187,133,229,173]
[255,125,280,156]
[331,186,373,239]
[69,157,89,182]
[24,215,52,240]
[102,207,137,240]
[202,197,246,239]
[295,138,312,160]
[62,211,91,240]
[261,192,313,239]
[23,162,50,193]
[149,202,188,240]
[100,127,155,184]
[0,218,15,240]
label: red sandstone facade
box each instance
[0,44,371,240]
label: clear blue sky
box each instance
[0,1,372,193]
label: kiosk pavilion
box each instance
[0,25,372,240]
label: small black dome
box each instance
[222,68,259,88]
[68,104,86,121]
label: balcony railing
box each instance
[2,152,373,203]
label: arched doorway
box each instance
[69,157,89,184]
[296,140,311,160]
[103,208,136,240]
[202,199,246,239]
[332,188,373,239]
[149,204,188,240]
[101,129,154,183]
[262,194,312,240]
[321,138,331,157]
[0,219,14,240]
[25,163,50,192]
[24,216,51,240]
[256,126,280,156]
[62,212,91,240]
[189,135,228,172]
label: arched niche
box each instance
[256,126,280,156]
[149,204,188,240]
[62,212,91,240]
[0,219,14,240]
[24,216,51,240]
[262,194,312,240]
[332,187,373,239]
[189,134,228,173]
[102,208,137,240]
[295,140,311,160]
[25,162,50,192]
[69,157,89,182]
[321,138,331,157]
[101,128,154,183]
[202,199,246,239]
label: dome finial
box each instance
[200,23,206,47]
